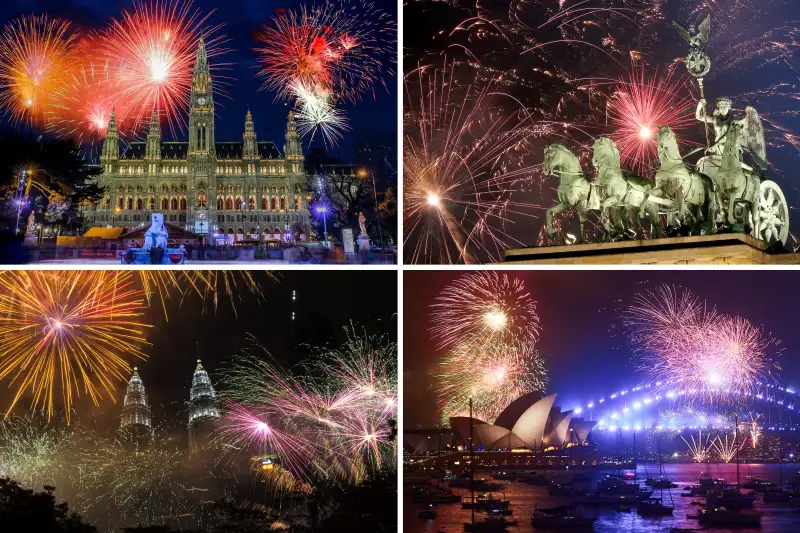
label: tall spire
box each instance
[194,34,208,74]
[101,107,119,162]
[188,358,221,454]
[243,108,258,159]
[119,366,153,449]
[284,111,302,162]
[191,35,212,97]
[145,107,161,160]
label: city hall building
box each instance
[82,37,310,242]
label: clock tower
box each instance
[187,36,215,237]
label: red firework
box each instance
[608,66,697,175]
[97,0,228,135]
[255,0,395,104]
[46,35,130,146]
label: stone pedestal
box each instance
[357,235,371,252]
[501,233,800,265]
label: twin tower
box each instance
[119,360,220,452]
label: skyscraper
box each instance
[188,359,221,454]
[119,367,153,449]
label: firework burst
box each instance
[97,0,228,135]
[254,0,395,105]
[45,36,127,148]
[0,271,151,423]
[430,271,539,352]
[607,66,697,174]
[0,14,77,126]
[437,339,546,423]
[217,326,396,494]
[625,285,781,405]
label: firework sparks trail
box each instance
[430,271,540,352]
[0,271,151,423]
[292,79,351,146]
[404,61,548,264]
[625,285,781,405]
[712,433,743,463]
[0,416,70,489]
[97,0,229,135]
[218,326,396,494]
[682,429,712,462]
[134,270,269,320]
[0,14,77,126]
[747,412,763,449]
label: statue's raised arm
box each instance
[696,98,715,124]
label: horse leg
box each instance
[727,190,738,226]
[546,202,567,237]
[646,201,663,238]
[577,202,588,244]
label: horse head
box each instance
[543,144,576,177]
[592,137,621,172]
[657,126,682,165]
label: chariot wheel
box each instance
[751,180,789,245]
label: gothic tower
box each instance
[119,367,153,450]
[145,108,161,161]
[188,359,220,454]
[100,108,119,210]
[243,109,258,159]
[187,36,215,235]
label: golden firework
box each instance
[0,271,150,423]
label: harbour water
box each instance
[405,463,800,532]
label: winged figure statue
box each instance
[673,15,710,48]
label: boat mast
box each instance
[735,415,740,490]
[469,396,475,527]
[633,431,636,484]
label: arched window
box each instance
[280,197,286,210]
[170,198,178,210]
[235,197,243,211]
[136,198,143,210]
[248,197,255,210]
[225,198,233,210]
[180,198,187,210]
[127,198,133,210]
[198,193,207,208]
[118,197,124,209]
[270,197,277,210]
[217,198,224,210]
[261,196,267,210]
[294,196,300,210]
[161,198,169,210]
[149,197,155,210]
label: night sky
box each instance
[0,0,397,161]
[404,270,800,428]
[0,270,397,435]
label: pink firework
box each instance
[430,271,540,352]
[97,0,228,135]
[625,285,781,404]
[608,66,697,174]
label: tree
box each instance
[0,133,103,234]
[0,477,97,533]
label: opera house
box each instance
[405,393,598,468]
